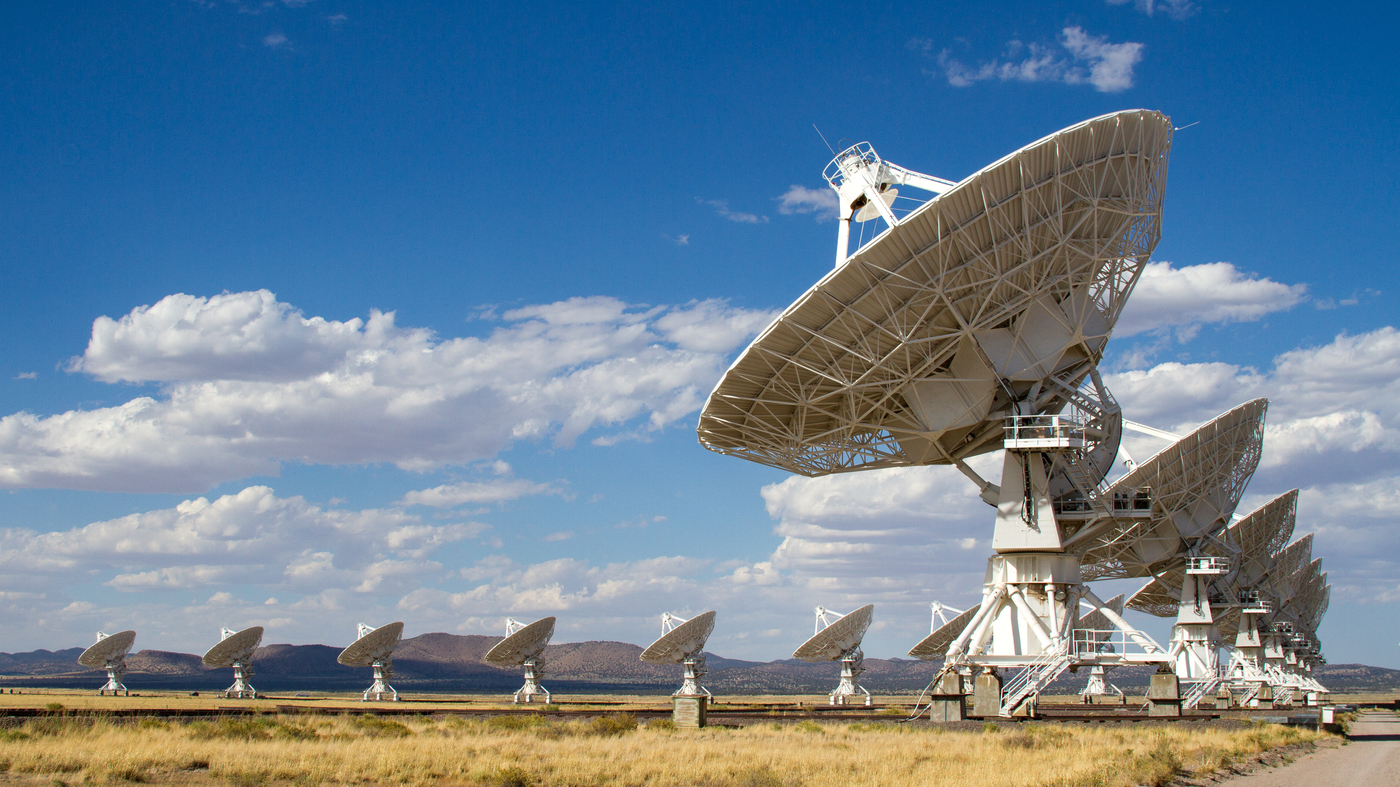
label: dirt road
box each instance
[1223,711,1400,786]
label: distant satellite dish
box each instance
[484,617,556,704]
[793,605,874,706]
[202,626,263,699]
[908,603,974,660]
[1070,399,1269,581]
[78,630,136,696]
[641,611,716,697]
[337,622,404,702]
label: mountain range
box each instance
[2,634,1396,695]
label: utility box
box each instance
[972,669,1003,718]
[672,696,707,728]
[1147,672,1181,717]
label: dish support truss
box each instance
[223,660,256,699]
[362,659,398,702]
[97,659,129,697]
[946,393,1174,716]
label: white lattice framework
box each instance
[1067,399,1268,580]
[698,111,1172,475]
[1127,489,1298,619]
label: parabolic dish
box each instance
[202,626,264,668]
[794,605,875,662]
[1125,489,1297,618]
[641,611,717,664]
[78,631,136,668]
[1068,398,1267,581]
[697,110,1173,476]
[908,607,976,660]
[337,622,404,666]
[1078,593,1125,634]
[1264,535,1314,605]
[484,617,556,666]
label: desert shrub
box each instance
[44,703,64,713]
[585,713,637,737]
[982,722,1000,733]
[189,717,277,741]
[794,721,823,734]
[137,719,167,731]
[646,718,676,731]
[0,730,30,742]
[1128,734,1182,787]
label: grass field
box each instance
[0,705,1325,787]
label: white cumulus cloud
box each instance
[1116,261,1308,340]
[0,292,771,493]
[934,27,1144,93]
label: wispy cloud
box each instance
[327,13,347,25]
[698,198,768,224]
[662,233,690,246]
[1106,0,1197,20]
[776,185,839,221]
[263,31,290,48]
[13,372,36,380]
[925,26,1144,93]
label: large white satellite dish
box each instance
[699,110,1171,479]
[793,604,874,706]
[699,110,1178,715]
[202,626,264,699]
[77,630,136,696]
[640,610,716,697]
[484,617,556,704]
[337,622,404,702]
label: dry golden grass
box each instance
[0,711,1324,787]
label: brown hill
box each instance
[3,634,1396,695]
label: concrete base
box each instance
[672,695,707,728]
[972,669,1003,718]
[1147,672,1181,718]
[1215,687,1234,709]
[927,671,967,722]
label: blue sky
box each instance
[2,0,1397,670]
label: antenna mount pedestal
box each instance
[514,658,551,703]
[98,661,128,696]
[829,649,871,706]
[224,661,256,699]
[364,660,398,702]
[675,654,710,698]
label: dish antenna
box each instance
[908,602,974,661]
[793,604,874,706]
[484,617,556,704]
[640,610,717,696]
[77,630,136,696]
[201,626,264,699]
[337,622,404,701]
[698,110,1175,715]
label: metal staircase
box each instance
[1000,649,1074,717]
[1182,676,1221,710]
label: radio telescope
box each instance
[485,617,556,703]
[641,611,717,697]
[337,622,404,701]
[909,602,975,660]
[699,111,1176,714]
[77,630,136,696]
[202,626,264,699]
[794,605,875,706]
